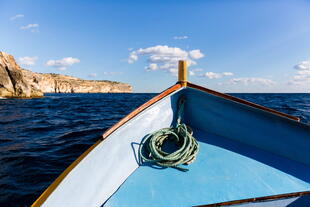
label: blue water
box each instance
[0,93,309,206]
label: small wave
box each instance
[25,126,54,132]
[56,128,103,139]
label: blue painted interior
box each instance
[183,88,310,166]
[104,129,310,207]
[103,88,310,206]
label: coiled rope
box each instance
[139,96,199,172]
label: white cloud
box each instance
[189,49,204,59]
[189,71,195,76]
[145,63,158,71]
[128,45,204,75]
[200,71,234,79]
[228,77,275,86]
[20,23,39,32]
[173,36,188,40]
[223,72,234,76]
[46,57,80,71]
[297,70,310,75]
[289,60,310,86]
[18,56,38,66]
[203,72,223,79]
[10,14,24,21]
[294,61,310,71]
[128,52,138,64]
[88,73,97,78]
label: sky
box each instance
[1,0,310,93]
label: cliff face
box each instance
[0,52,132,98]
[22,70,132,94]
[0,52,43,98]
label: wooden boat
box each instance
[32,61,310,207]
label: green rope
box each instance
[139,96,199,172]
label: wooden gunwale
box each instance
[195,191,310,206]
[31,83,182,207]
[187,82,300,122]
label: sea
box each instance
[0,93,309,206]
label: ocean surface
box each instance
[0,93,309,206]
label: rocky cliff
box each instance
[0,52,132,98]
[0,52,43,98]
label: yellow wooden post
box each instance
[178,60,187,87]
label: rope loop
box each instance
[139,96,199,172]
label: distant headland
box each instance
[0,52,132,98]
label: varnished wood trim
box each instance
[31,83,182,207]
[178,60,187,87]
[102,83,182,138]
[187,82,300,122]
[195,191,310,206]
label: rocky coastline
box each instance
[0,52,132,98]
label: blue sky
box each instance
[1,0,310,92]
